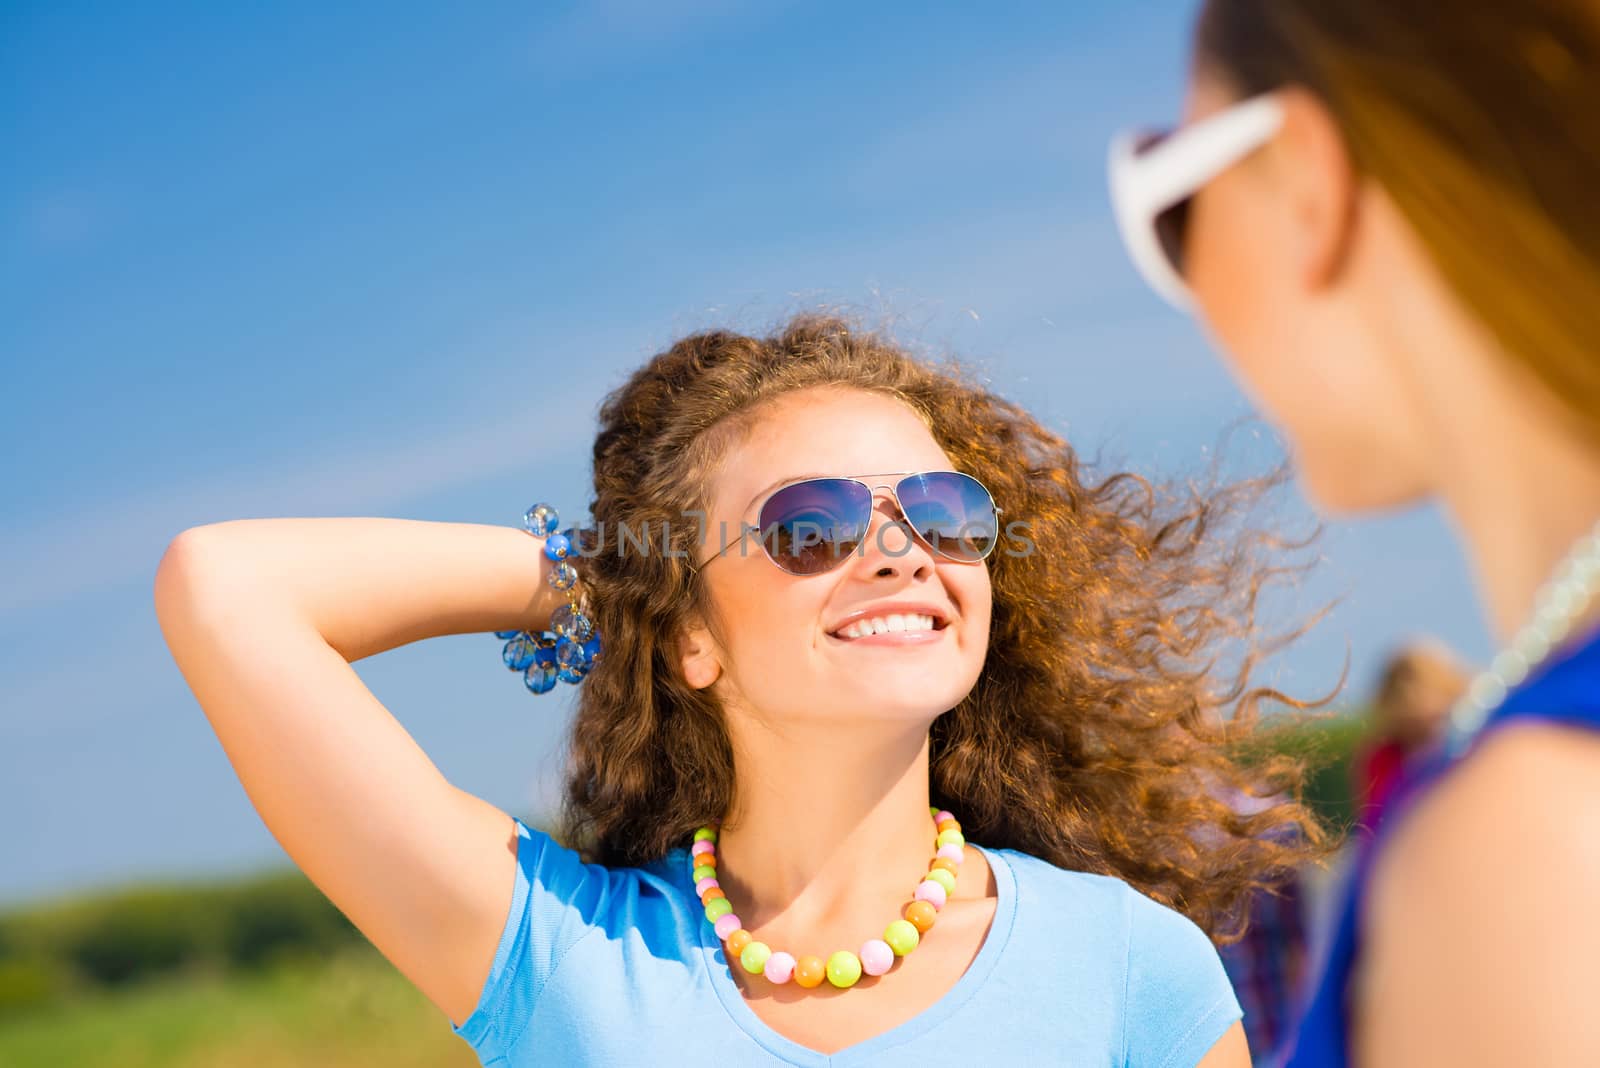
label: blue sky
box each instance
[0,0,1488,906]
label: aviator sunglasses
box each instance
[689,470,1004,577]
[1107,91,1285,310]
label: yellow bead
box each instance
[883,919,920,956]
[740,940,772,975]
[825,950,862,988]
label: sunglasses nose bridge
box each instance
[853,481,931,564]
[861,481,907,529]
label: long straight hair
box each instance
[1198,0,1600,442]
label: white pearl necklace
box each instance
[1444,518,1600,757]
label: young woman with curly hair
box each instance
[1109,1,1600,1063]
[154,314,1328,1066]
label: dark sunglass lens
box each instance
[758,479,871,575]
[895,472,999,562]
[1154,197,1192,276]
[1134,129,1170,155]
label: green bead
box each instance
[935,828,965,849]
[704,896,733,921]
[929,805,939,817]
[692,864,716,883]
[825,950,862,988]
[693,827,718,843]
[739,940,772,975]
[884,918,921,956]
[925,867,957,895]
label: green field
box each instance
[0,946,477,1068]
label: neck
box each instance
[1427,357,1600,648]
[1444,470,1600,648]
[1378,229,1600,650]
[714,711,940,936]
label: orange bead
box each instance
[699,852,716,865]
[903,899,938,934]
[930,857,960,876]
[726,929,753,956]
[936,819,960,835]
[794,955,826,988]
[700,888,726,906]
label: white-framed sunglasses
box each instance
[1107,92,1286,311]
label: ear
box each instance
[677,619,723,690]
[1273,85,1359,294]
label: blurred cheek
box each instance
[1186,178,1298,415]
[1185,181,1428,512]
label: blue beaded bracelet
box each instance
[495,502,602,695]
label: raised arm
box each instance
[152,517,562,1027]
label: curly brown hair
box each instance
[561,312,1334,941]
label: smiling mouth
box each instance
[828,614,949,642]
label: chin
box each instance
[1296,442,1430,515]
[842,683,975,725]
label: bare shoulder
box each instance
[1385,719,1600,852]
[1358,720,1600,1065]
[1372,717,1600,916]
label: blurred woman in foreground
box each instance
[1109,1,1600,1064]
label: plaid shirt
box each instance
[1218,878,1309,1068]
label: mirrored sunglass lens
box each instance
[758,479,871,574]
[895,472,998,561]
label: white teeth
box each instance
[836,613,938,640]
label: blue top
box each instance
[449,823,1243,1066]
[1284,624,1600,1066]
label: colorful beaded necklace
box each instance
[690,807,965,989]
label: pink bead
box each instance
[691,840,716,857]
[934,810,955,824]
[914,879,948,910]
[936,843,964,864]
[763,951,796,984]
[695,876,720,896]
[859,939,895,976]
[714,913,743,939]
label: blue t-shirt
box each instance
[451,821,1242,1066]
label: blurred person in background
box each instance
[154,316,1343,1066]
[1212,785,1311,1068]
[1109,0,1600,1064]
[1350,640,1469,835]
